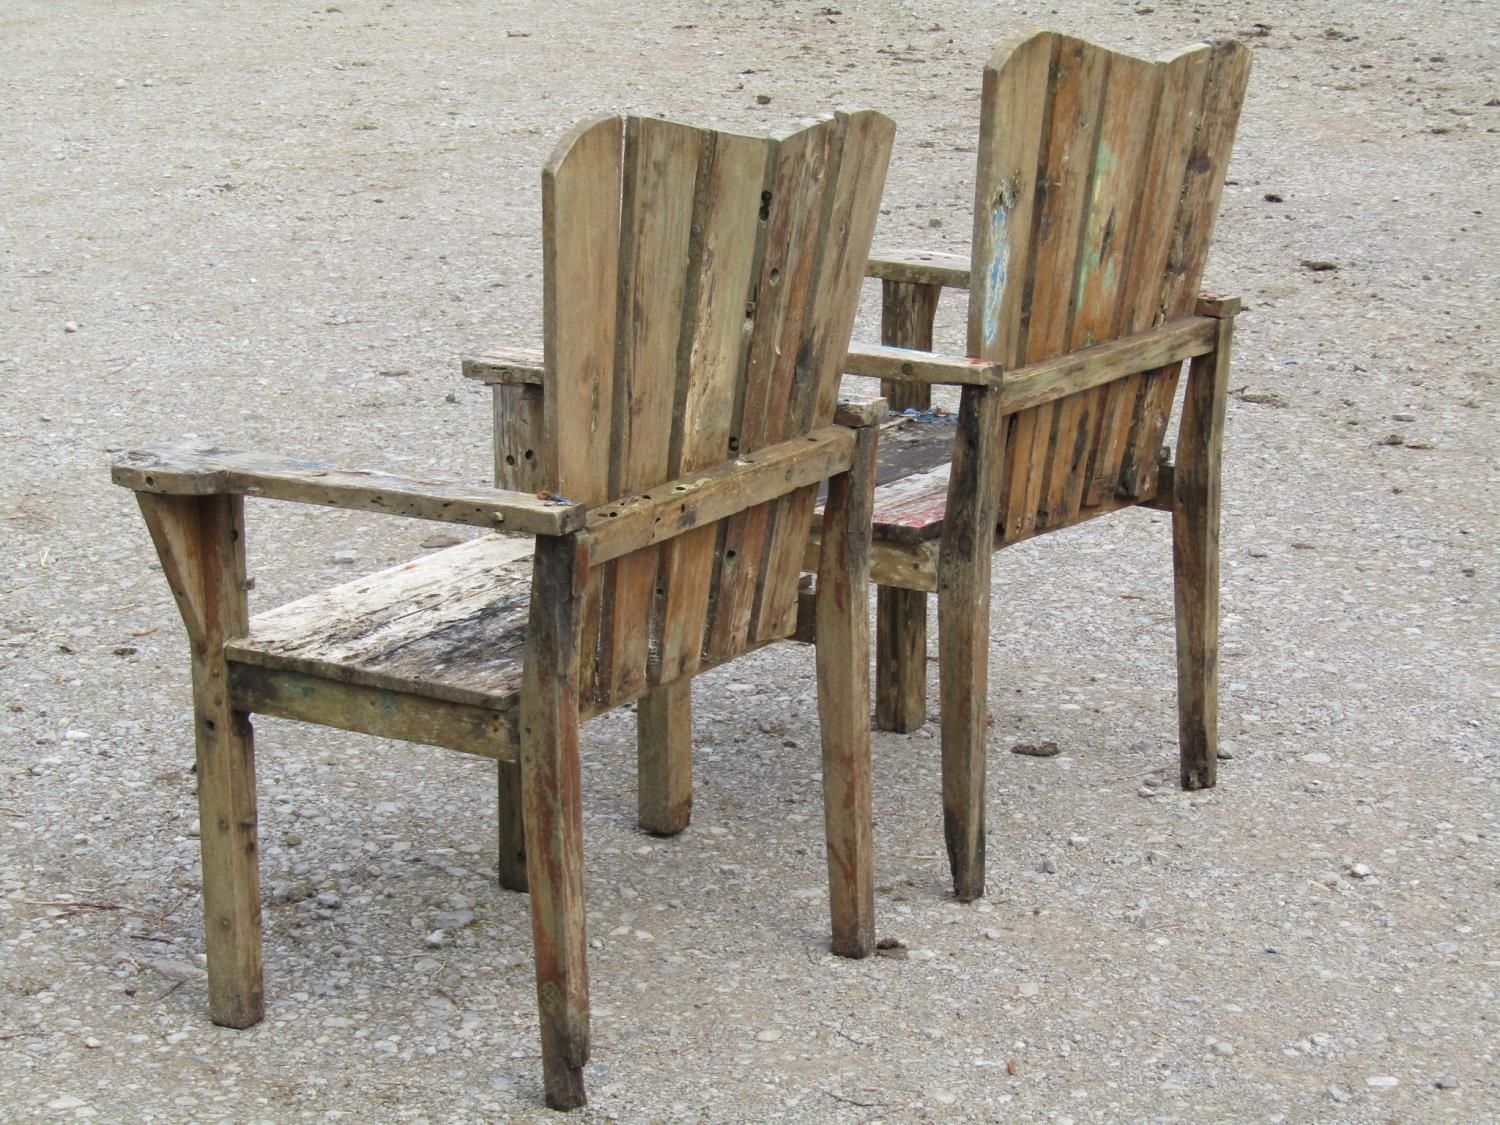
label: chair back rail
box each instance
[540,111,893,708]
[967,31,1250,542]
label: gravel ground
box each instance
[2,1,1497,1121]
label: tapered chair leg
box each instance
[1173,314,1233,790]
[521,535,590,1110]
[875,586,928,732]
[138,492,265,1028]
[636,681,692,836]
[934,386,1008,902]
[815,423,878,959]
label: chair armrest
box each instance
[111,443,585,535]
[462,346,545,386]
[866,250,972,290]
[845,343,1002,387]
[585,418,880,566]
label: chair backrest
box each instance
[967,32,1250,542]
[539,111,893,708]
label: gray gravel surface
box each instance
[3,1,1497,1121]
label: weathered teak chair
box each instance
[112,108,894,1109]
[830,32,1252,900]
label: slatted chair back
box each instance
[539,111,893,709]
[968,32,1250,542]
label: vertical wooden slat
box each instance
[520,532,590,1111]
[963,31,1053,542]
[1057,51,1160,521]
[492,383,545,493]
[756,108,896,643]
[654,132,772,683]
[543,115,623,703]
[137,492,264,1029]
[1125,39,1252,498]
[705,119,835,661]
[636,678,693,835]
[603,118,705,704]
[1008,35,1107,536]
[1083,44,1190,503]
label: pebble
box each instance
[1137,786,1157,798]
[63,320,80,333]
[1210,1040,1235,1057]
[1016,982,1040,998]
[1365,1075,1400,1088]
[1039,855,1057,874]
[1392,412,1416,422]
[1434,1075,1459,1090]
[1327,1085,1352,1104]
[332,550,359,564]
[1010,740,1061,757]
[1302,752,1331,765]
[1316,871,1341,887]
[315,891,342,909]
[423,931,446,949]
[1348,863,1374,879]
[420,533,462,550]
[1068,834,1089,847]
[755,1028,781,1041]
[432,909,474,930]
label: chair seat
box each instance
[225,534,537,710]
[872,462,950,544]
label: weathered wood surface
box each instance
[230,662,519,760]
[113,444,584,535]
[585,425,857,567]
[519,532,591,1110]
[636,680,693,835]
[814,422,877,958]
[137,493,265,1029]
[866,249,972,289]
[492,382,545,493]
[1173,314,1233,790]
[227,534,537,710]
[462,345,545,385]
[844,343,1002,386]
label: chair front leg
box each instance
[1173,310,1234,790]
[935,386,1008,902]
[815,422,878,959]
[520,533,591,1110]
[136,492,264,1028]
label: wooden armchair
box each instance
[827,32,1252,900]
[113,109,894,1110]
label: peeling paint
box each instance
[981,176,1021,351]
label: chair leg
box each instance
[875,586,928,732]
[497,759,528,892]
[935,386,1008,902]
[636,681,692,836]
[815,424,877,959]
[521,535,590,1110]
[1173,314,1233,790]
[137,492,264,1027]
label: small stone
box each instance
[1302,752,1331,765]
[1247,546,1269,558]
[1011,740,1061,758]
[1391,412,1415,422]
[283,833,303,847]
[980,928,1002,940]
[754,94,772,105]
[315,891,342,909]
[1017,982,1040,998]
[332,549,359,564]
[1137,786,1157,798]
[1327,1084,1352,1104]
[420,533,462,550]
[1039,855,1057,874]
[875,937,908,960]
[1365,1075,1399,1088]
[48,1097,87,1110]
[423,930,446,949]
[927,217,943,229]
[1434,1076,1459,1090]
[1216,744,1236,760]
[1348,863,1374,879]
[84,1036,102,1049]
[1316,871,1341,887]
[1211,1040,1235,1057]
[1300,259,1339,272]
[1378,433,1405,446]
[1067,835,1089,847]
[756,1028,781,1041]
[114,78,128,89]
[432,909,474,931]
[378,368,411,378]
[64,320,80,333]
[186,819,200,838]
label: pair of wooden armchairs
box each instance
[114,31,1249,1110]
